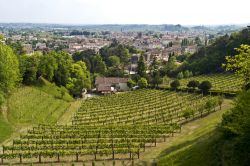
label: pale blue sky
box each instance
[0,0,249,25]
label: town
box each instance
[0,23,239,66]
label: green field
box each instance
[0,113,13,143]
[163,73,244,94]
[0,81,76,145]
[7,86,71,125]
[0,89,224,164]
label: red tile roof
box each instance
[95,77,129,85]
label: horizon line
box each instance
[0,22,249,27]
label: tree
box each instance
[223,44,250,89]
[221,46,250,164]
[222,90,250,138]
[195,37,202,46]
[198,81,212,93]
[149,57,158,74]
[54,52,73,86]
[138,77,148,88]
[177,72,184,79]
[183,70,193,78]
[106,66,124,77]
[160,56,177,77]
[151,70,163,88]
[205,99,214,113]
[19,53,40,85]
[180,29,250,75]
[120,48,131,66]
[37,52,58,82]
[137,55,147,78]
[0,43,21,93]
[137,32,142,38]
[91,55,107,75]
[108,56,120,67]
[187,80,200,89]
[66,61,91,96]
[170,80,180,90]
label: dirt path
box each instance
[58,98,84,125]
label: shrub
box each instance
[138,77,148,88]
[198,81,212,93]
[170,80,180,90]
[187,80,200,89]
[127,79,136,88]
[177,72,184,79]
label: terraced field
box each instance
[0,90,221,164]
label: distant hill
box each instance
[178,27,250,74]
[0,23,245,33]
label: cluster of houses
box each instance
[114,32,201,63]
[67,38,110,54]
[4,29,203,63]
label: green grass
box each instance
[35,77,73,102]
[156,100,232,166]
[157,130,223,166]
[0,80,80,144]
[7,86,71,126]
[0,113,12,143]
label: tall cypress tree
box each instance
[137,55,147,78]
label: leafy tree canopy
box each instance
[0,43,21,93]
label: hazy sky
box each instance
[0,0,249,25]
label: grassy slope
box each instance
[7,86,70,126]
[0,80,81,144]
[36,77,73,102]
[135,99,233,166]
[0,113,12,143]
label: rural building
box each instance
[95,77,129,94]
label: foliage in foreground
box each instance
[221,90,250,150]
[223,44,250,89]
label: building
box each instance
[95,77,129,94]
[36,43,47,50]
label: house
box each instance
[35,43,47,50]
[95,77,129,94]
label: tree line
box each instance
[0,42,91,105]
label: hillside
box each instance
[134,99,232,166]
[0,89,225,164]
[162,73,244,94]
[179,28,250,74]
[7,86,70,125]
[0,81,78,144]
[0,113,12,143]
